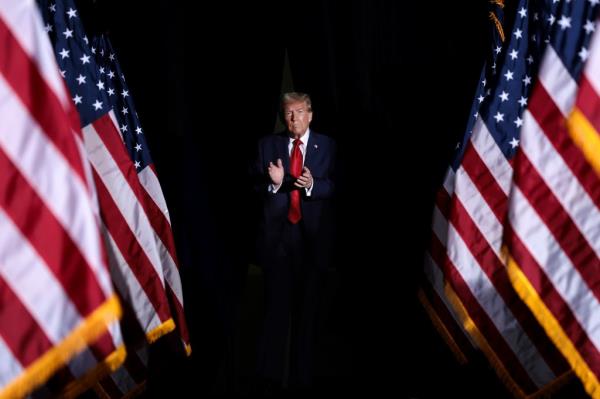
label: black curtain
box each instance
[281,2,492,395]
[77,1,528,397]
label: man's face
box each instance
[284,100,312,138]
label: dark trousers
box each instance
[256,221,323,388]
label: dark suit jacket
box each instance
[253,130,336,270]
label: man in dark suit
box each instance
[252,92,336,393]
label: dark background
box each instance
[74,1,550,398]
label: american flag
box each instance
[0,0,123,397]
[424,0,576,396]
[90,33,190,354]
[503,1,600,398]
[419,0,506,365]
[38,0,175,343]
[35,0,188,395]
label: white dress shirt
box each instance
[270,129,313,196]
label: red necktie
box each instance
[288,139,302,224]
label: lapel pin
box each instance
[314,144,318,149]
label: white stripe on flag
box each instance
[160,251,184,305]
[0,335,23,388]
[443,168,455,196]
[470,118,512,195]
[138,168,184,305]
[106,319,124,353]
[139,167,171,224]
[587,30,600,92]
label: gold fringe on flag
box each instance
[489,11,506,43]
[146,318,176,344]
[504,248,596,398]
[567,108,600,177]
[0,295,123,399]
[489,0,505,42]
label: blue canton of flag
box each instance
[548,0,598,80]
[37,0,110,126]
[91,35,153,171]
[457,0,506,157]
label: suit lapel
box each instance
[277,134,290,172]
[304,132,318,171]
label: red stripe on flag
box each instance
[576,76,600,135]
[0,275,53,367]
[0,17,86,184]
[0,149,105,315]
[91,168,172,323]
[435,187,452,219]
[87,330,117,361]
[166,284,190,344]
[449,195,568,374]
[429,231,538,393]
[435,186,452,218]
